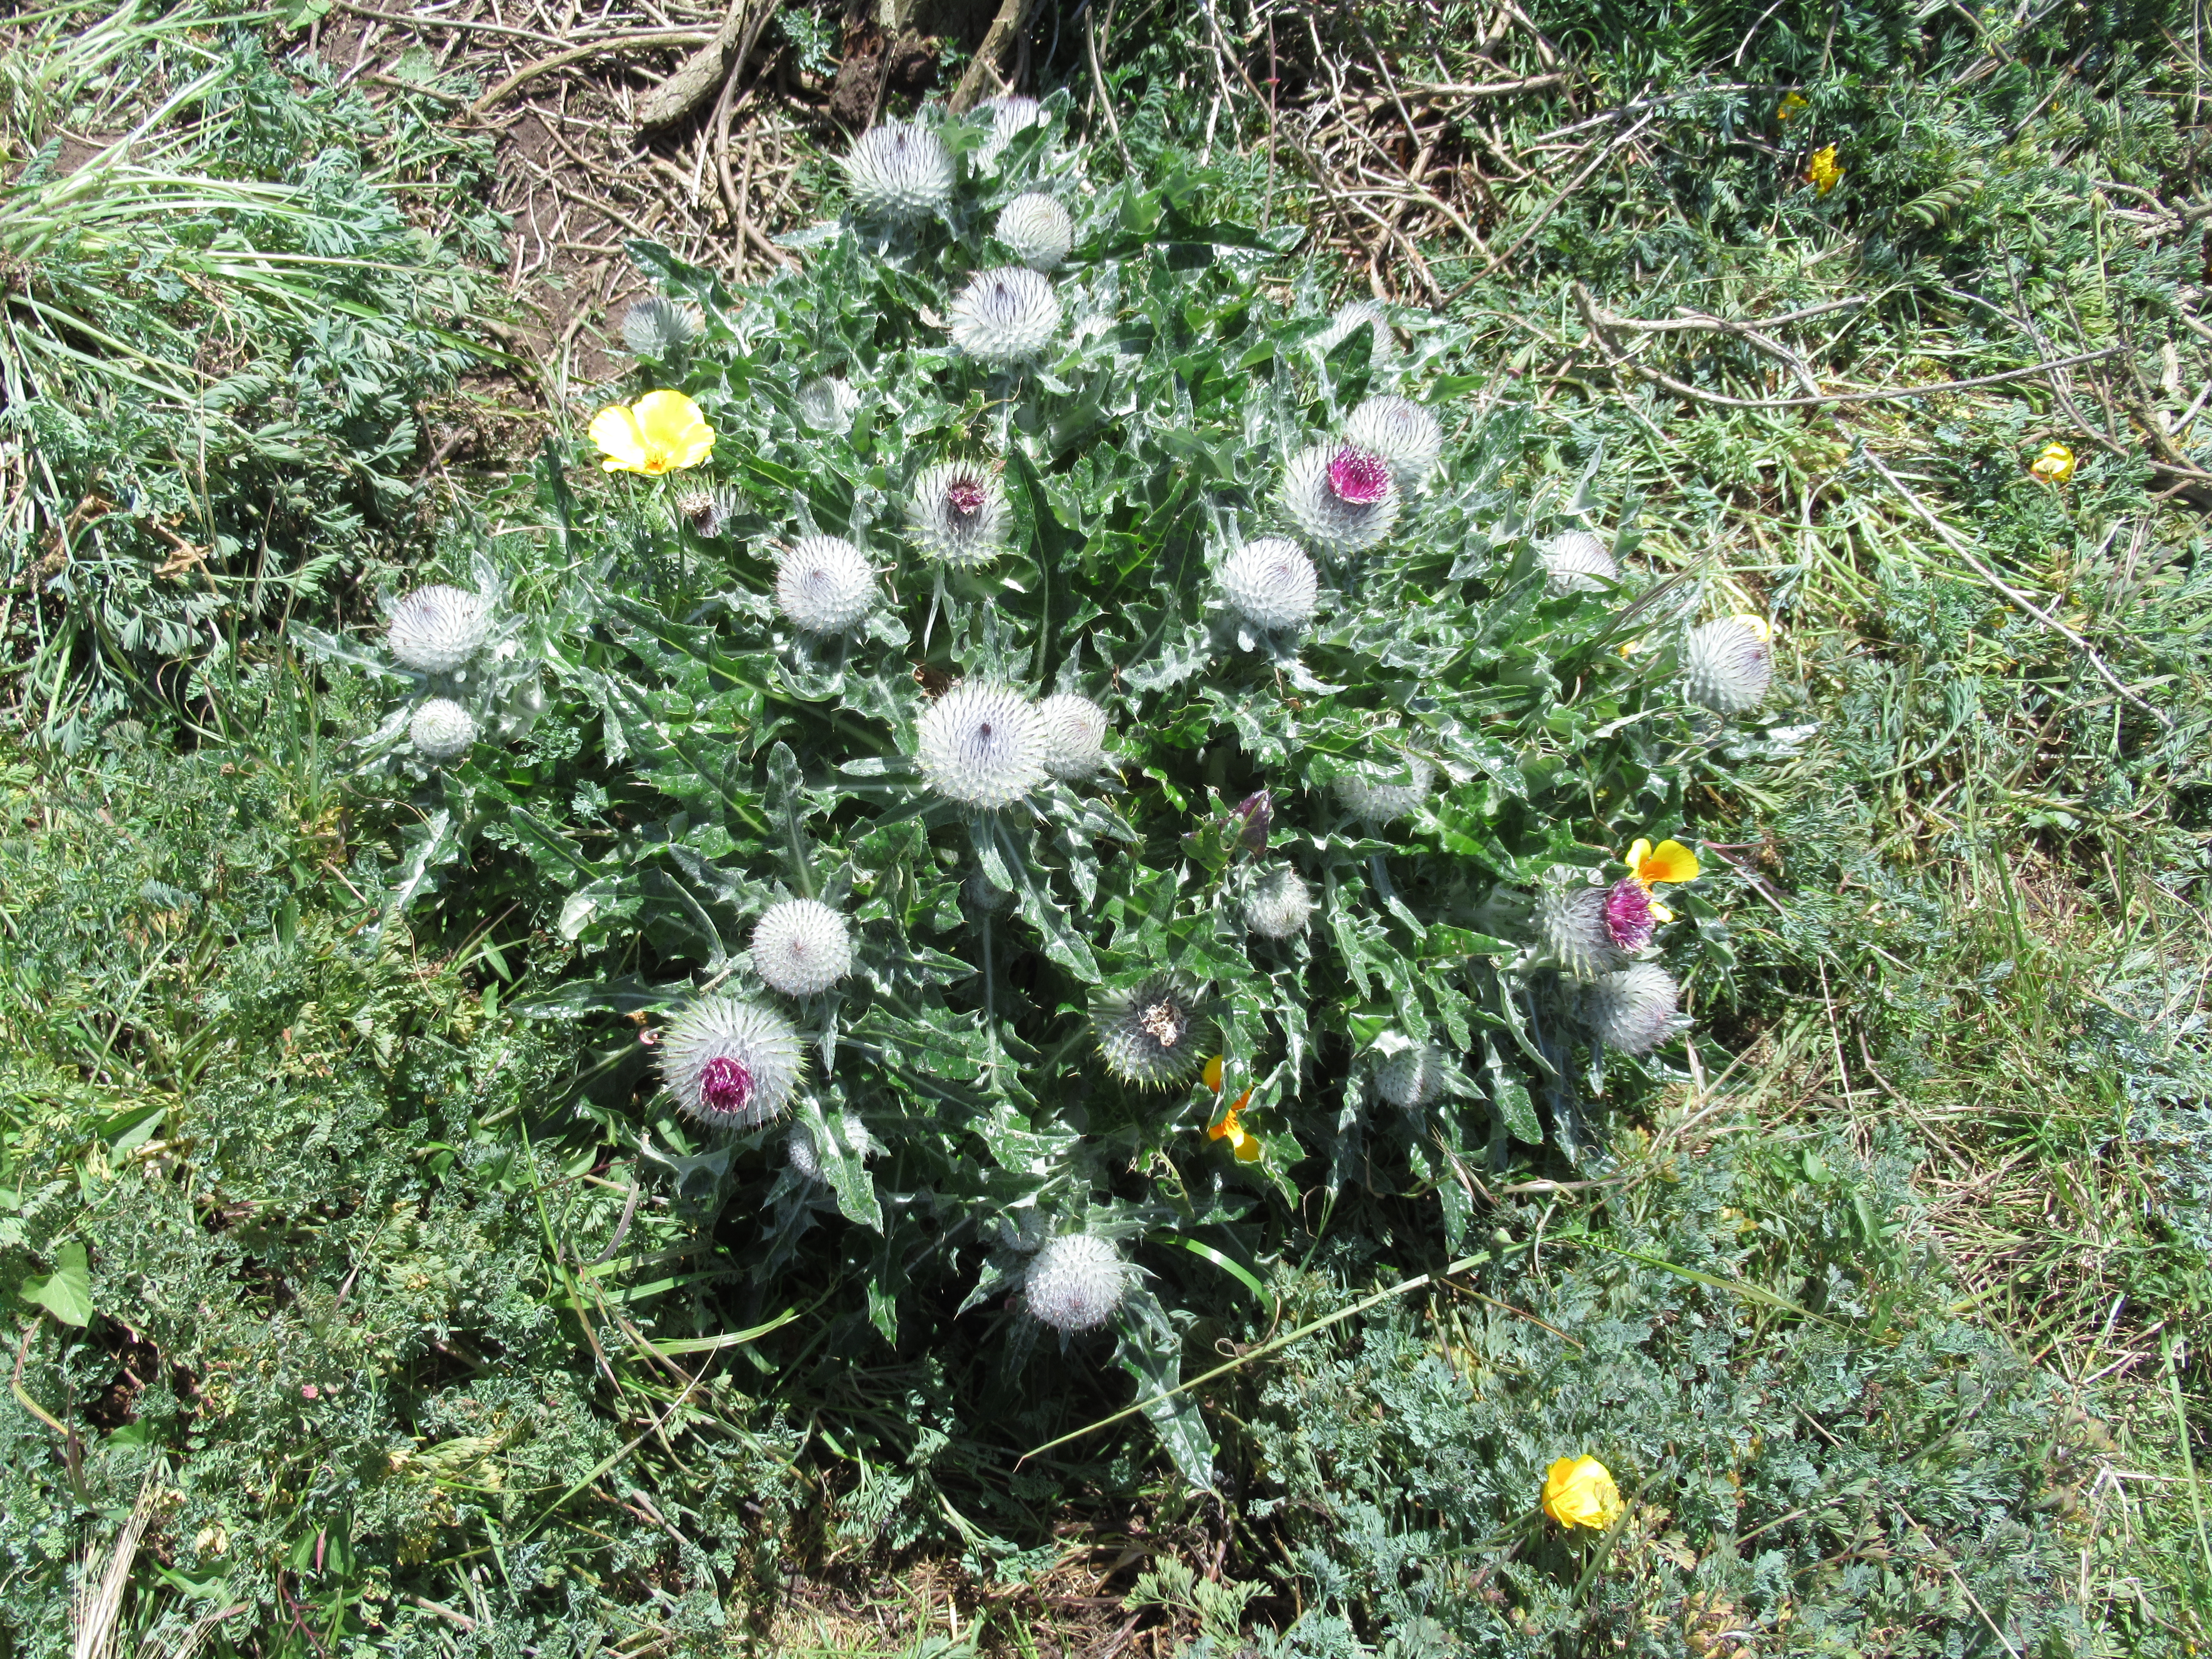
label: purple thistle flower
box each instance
[946,476,987,517]
[1327,446,1392,506]
[1602,877,1655,950]
[1233,789,1274,850]
[699,1055,754,1116]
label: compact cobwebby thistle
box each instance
[1683,615,1774,716]
[1093,976,1212,1090]
[621,295,702,358]
[1540,531,1617,595]
[1313,298,1396,370]
[776,536,878,634]
[796,375,862,434]
[1036,693,1110,780]
[1584,962,1680,1055]
[1244,865,1314,939]
[409,698,477,762]
[996,193,1074,272]
[1282,443,1400,556]
[1219,536,1319,631]
[948,267,1062,366]
[1336,754,1435,822]
[1535,879,1636,982]
[751,899,854,996]
[915,682,1048,809]
[1375,1043,1446,1108]
[974,94,1042,171]
[908,463,1010,567]
[844,119,953,221]
[1024,1233,1132,1333]
[659,995,805,1129]
[1345,396,1442,489]
[388,585,491,675]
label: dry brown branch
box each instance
[952,0,1035,113]
[466,28,718,119]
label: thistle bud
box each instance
[1682,616,1774,716]
[1584,962,1681,1054]
[1024,1234,1133,1332]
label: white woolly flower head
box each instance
[1585,962,1681,1055]
[751,899,853,997]
[1336,754,1435,823]
[659,995,804,1129]
[1219,536,1319,632]
[621,295,701,358]
[797,375,862,434]
[409,698,477,763]
[996,193,1074,271]
[1281,443,1399,557]
[776,537,878,634]
[1024,1233,1133,1333]
[1093,975,1213,1090]
[844,119,953,221]
[975,95,1044,170]
[1540,531,1617,596]
[1535,877,1633,983]
[1313,299,1397,370]
[916,682,1047,809]
[948,266,1062,366]
[1375,1043,1447,1109]
[1344,396,1442,488]
[388,585,490,675]
[1244,865,1313,939]
[1683,615,1774,716]
[1036,693,1110,780]
[908,462,1011,567]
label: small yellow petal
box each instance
[2030,442,2075,483]
[1231,1129,1264,1163]
[1624,838,1654,871]
[1638,839,1702,887]
[1730,613,1773,643]
[1647,900,1674,923]
[1204,1054,1224,1093]
[589,405,651,472]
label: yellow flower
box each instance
[590,390,715,475]
[1623,837,1700,922]
[1807,146,1843,196]
[2030,442,2075,484]
[1542,1456,1623,1530]
[1777,91,1808,122]
[1202,1056,1263,1161]
[1729,612,1773,643]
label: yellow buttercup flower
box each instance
[1807,146,1843,196]
[1623,837,1699,922]
[1542,1456,1623,1530]
[1777,91,1808,122]
[1729,612,1773,643]
[2030,442,2075,484]
[590,389,715,475]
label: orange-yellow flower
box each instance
[1542,1456,1623,1530]
[2030,442,2075,484]
[1777,91,1808,122]
[1622,837,1700,922]
[1807,146,1843,196]
[1202,1056,1262,1161]
[589,390,715,475]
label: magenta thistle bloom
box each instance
[1233,789,1273,851]
[1602,877,1655,951]
[699,1055,754,1116]
[946,477,987,516]
[1327,446,1392,506]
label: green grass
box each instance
[5,0,2212,1651]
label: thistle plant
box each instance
[426,93,1775,1487]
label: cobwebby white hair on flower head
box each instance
[1024,1234,1133,1333]
[658,995,804,1129]
[751,899,853,997]
[1585,962,1680,1054]
[1375,1043,1446,1108]
[1219,537,1319,632]
[1682,615,1774,716]
[916,682,1048,809]
[1345,396,1442,489]
[908,463,1010,567]
[776,537,878,635]
[388,585,490,675]
[1540,531,1617,596]
[974,94,1042,171]
[1336,754,1434,823]
[1244,865,1314,939]
[409,698,477,762]
[996,193,1074,272]
[948,267,1062,366]
[1037,693,1110,780]
[1282,443,1399,556]
[797,375,862,434]
[844,119,953,221]
[1093,975,1212,1089]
